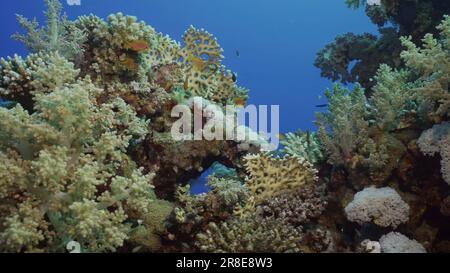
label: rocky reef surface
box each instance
[0,0,449,253]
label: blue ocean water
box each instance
[0,0,376,133]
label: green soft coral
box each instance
[0,74,171,252]
[315,84,391,181]
[280,130,324,165]
[196,215,304,253]
[400,15,450,119]
[12,0,86,61]
[369,64,416,131]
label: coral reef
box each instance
[1,0,450,253]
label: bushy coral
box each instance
[280,130,324,165]
[417,122,450,185]
[260,184,327,226]
[344,186,410,228]
[319,0,450,91]
[315,29,401,90]
[196,215,304,253]
[13,0,86,61]
[167,175,248,251]
[316,85,390,174]
[369,64,416,131]
[0,53,79,110]
[77,12,155,81]
[0,71,172,252]
[379,232,426,253]
[400,15,450,119]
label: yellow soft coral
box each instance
[243,153,318,204]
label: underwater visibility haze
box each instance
[0,0,449,254]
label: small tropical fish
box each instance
[306,131,311,147]
[277,133,286,140]
[236,50,240,57]
[184,76,190,91]
[315,104,328,108]
[234,97,246,106]
[232,73,238,82]
[126,39,151,52]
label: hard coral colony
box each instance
[0,0,449,253]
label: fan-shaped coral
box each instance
[243,153,318,204]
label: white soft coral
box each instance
[367,0,381,6]
[418,122,450,185]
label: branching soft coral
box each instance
[13,0,86,61]
[417,122,450,185]
[320,1,450,91]
[75,13,155,81]
[0,76,172,252]
[316,84,387,169]
[280,130,324,165]
[369,64,416,131]
[196,215,304,253]
[315,84,409,184]
[400,15,450,119]
[315,29,402,90]
[0,53,79,110]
